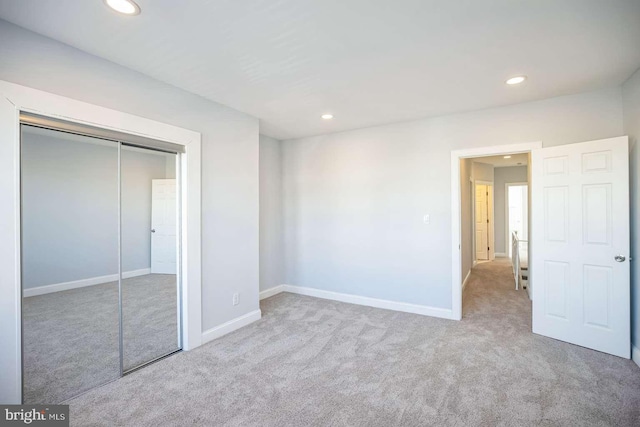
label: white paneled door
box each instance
[151,179,177,274]
[531,137,630,358]
[475,184,489,261]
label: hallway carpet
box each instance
[66,260,640,426]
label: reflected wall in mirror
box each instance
[121,146,180,371]
[21,125,120,404]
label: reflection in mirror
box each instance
[121,145,180,371]
[21,125,120,403]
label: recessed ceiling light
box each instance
[506,76,527,85]
[104,0,141,15]
[321,114,334,120]
[504,155,512,159]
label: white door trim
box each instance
[505,181,529,258]
[451,142,542,320]
[0,80,202,404]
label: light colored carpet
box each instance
[22,274,179,404]
[65,260,640,426]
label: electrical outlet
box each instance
[233,293,239,306]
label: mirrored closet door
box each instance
[21,125,121,404]
[121,145,180,372]
[21,118,182,404]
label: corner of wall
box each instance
[258,134,285,293]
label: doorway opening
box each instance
[463,153,530,296]
[450,142,540,321]
[452,137,631,359]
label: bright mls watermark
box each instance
[1,406,68,427]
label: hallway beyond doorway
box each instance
[463,258,529,317]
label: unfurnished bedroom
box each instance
[0,1,639,426]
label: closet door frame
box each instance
[0,80,202,404]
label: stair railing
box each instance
[511,231,528,290]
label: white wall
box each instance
[121,147,176,273]
[22,130,118,287]
[493,166,528,255]
[282,87,624,310]
[472,162,494,182]
[22,130,174,289]
[0,20,259,331]
[622,67,640,352]
[259,135,283,291]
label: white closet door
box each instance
[475,184,489,260]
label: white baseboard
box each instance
[633,344,640,368]
[495,252,507,258]
[462,270,472,291]
[280,284,454,320]
[201,309,262,345]
[23,268,151,297]
[121,269,151,279]
[259,285,286,300]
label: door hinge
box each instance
[487,219,489,223]
[488,246,490,251]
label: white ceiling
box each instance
[1,1,639,140]
[474,153,528,168]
